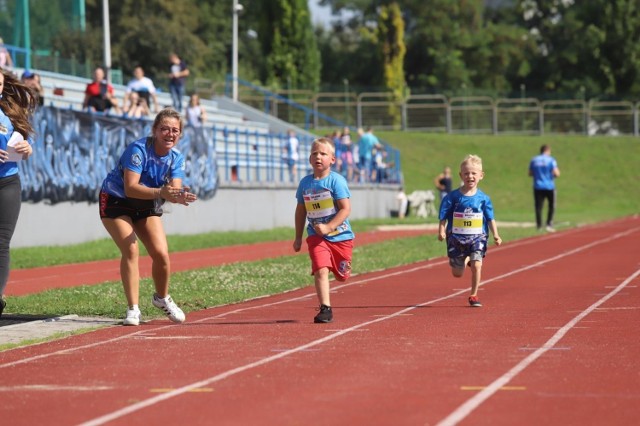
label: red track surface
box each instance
[1,218,639,425]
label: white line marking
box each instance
[77,226,640,426]
[435,267,640,426]
[0,385,112,392]
[131,336,223,340]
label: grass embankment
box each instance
[6,133,639,322]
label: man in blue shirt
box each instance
[529,144,560,232]
[357,127,381,183]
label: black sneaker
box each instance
[0,298,6,317]
[314,304,333,323]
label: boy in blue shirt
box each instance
[438,155,502,307]
[293,137,354,323]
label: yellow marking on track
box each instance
[461,386,526,391]
[150,388,213,393]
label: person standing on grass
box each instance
[99,108,198,326]
[438,154,502,308]
[529,144,560,232]
[293,137,354,323]
[0,69,37,317]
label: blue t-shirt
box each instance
[439,188,495,236]
[101,137,186,198]
[529,154,558,190]
[0,109,33,178]
[296,171,354,242]
[358,133,378,160]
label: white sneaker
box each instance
[152,294,186,323]
[123,309,141,326]
[546,225,556,233]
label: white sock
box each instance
[129,304,139,311]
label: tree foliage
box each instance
[256,0,321,91]
[5,0,640,100]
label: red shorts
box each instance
[306,235,353,281]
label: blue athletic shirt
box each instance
[0,109,34,178]
[101,137,185,198]
[438,188,495,236]
[529,154,558,190]
[296,171,354,242]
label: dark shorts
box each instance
[446,233,488,265]
[99,191,162,222]
[88,96,114,112]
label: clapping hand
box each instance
[163,185,198,206]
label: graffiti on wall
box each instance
[18,107,218,204]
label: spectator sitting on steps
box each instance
[83,67,122,115]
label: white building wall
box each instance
[13,185,399,248]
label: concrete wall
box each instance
[13,184,399,248]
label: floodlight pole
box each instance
[232,0,242,101]
[102,0,112,82]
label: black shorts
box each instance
[99,191,162,222]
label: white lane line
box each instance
[77,226,640,426]
[436,267,640,426]
[0,385,112,392]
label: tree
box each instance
[517,0,640,98]
[377,2,406,126]
[256,0,321,92]
[321,0,531,96]
[572,0,640,97]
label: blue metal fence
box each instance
[225,75,403,184]
[16,106,400,205]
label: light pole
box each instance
[343,78,350,126]
[102,0,112,82]
[232,0,243,101]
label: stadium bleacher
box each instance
[26,69,269,132]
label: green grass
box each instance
[4,132,638,332]
[8,219,430,269]
[378,132,640,224]
[7,227,539,321]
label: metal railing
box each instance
[213,78,640,137]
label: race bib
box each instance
[304,190,335,219]
[452,212,483,235]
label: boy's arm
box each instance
[488,219,502,246]
[313,198,351,236]
[293,203,307,252]
[438,220,447,241]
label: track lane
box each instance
[0,218,638,425]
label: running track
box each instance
[1,217,639,425]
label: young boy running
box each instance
[438,154,502,307]
[293,137,354,323]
